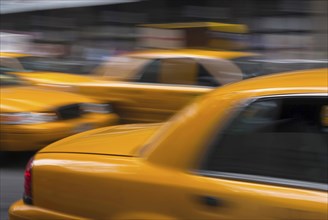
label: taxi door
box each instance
[122,57,212,123]
[180,173,328,220]
[178,96,328,220]
[86,57,212,123]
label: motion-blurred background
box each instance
[1,0,327,68]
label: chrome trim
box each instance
[197,170,328,192]
[247,93,327,100]
[131,81,215,89]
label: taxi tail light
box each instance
[23,157,34,205]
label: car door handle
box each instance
[197,195,224,207]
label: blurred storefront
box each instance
[1,0,327,60]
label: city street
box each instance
[1,152,34,220]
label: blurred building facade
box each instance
[1,0,327,60]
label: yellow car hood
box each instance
[0,86,94,112]
[40,123,162,156]
[12,71,96,84]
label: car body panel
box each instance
[146,68,328,169]
[78,81,212,122]
[0,113,118,151]
[1,86,93,112]
[1,50,253,123]
[0,80,119,151]
[39,123,162,156]
[9,68,328,219]
[11,152,328,220]
[9,200,86,220]
[11,71,97,84]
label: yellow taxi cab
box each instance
[0,70,119,151]
[1,50,257,123]
[9,68,328,219]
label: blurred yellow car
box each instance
[0,70,119,151]
[9,68,328,219]
[1,50,257,123]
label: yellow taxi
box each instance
[9,68,328,219]
[0,70,119,151]
[1,50,258,123]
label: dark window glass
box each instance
[232,56,328,79]
[0,70,24,86]
[231,56,266,79]
[137,59,160,83]
[197,64,220,87]
[203,97,328,184]
[18,57,98,74]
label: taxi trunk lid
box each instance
[39,123,162,156]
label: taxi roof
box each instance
[139,22,248,33]
[211,68,328,97]
[128,49,255,60]
[0,52,30,58]
[1,49,253,60]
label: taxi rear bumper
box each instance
[9,200,86,220]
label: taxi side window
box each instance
[137,58,218,86]
[160,58,197,85]
[197,64,220,87]
[202,97,328,186]
[0,57,24,70]
[137,59,161,83]
[160,58,218,86]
